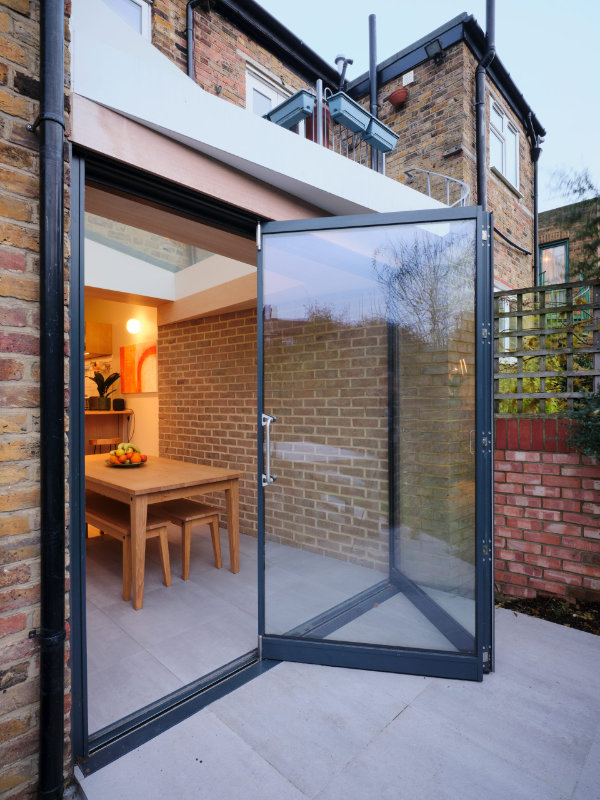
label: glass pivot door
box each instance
[258,207,493,681]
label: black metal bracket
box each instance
[26,112,65,133]
[28,628,66,647]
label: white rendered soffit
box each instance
[71,0,441,217]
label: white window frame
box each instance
[489,98,519,191]
[102,0,151,39]
[245,66,306,136]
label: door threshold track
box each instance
[80,651,280,775]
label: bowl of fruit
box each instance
[106,443,148,467]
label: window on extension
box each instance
[102,0,151,38]
[489,100,519,191]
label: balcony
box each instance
[263,86,398,176]
[264,88,471,207]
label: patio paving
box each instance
[75,608,600,800]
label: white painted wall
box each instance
[85,297,159,456]
[85,238,175,300]
[71,0,442,218]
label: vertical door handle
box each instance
[262,413,277,486]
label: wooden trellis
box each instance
[494,279,600,414]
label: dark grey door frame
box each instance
[257,206,494,682]
[68,150,273,774]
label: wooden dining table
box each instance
[85,454,243,610]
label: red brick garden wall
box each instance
[494,417,600,602]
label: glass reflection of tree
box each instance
[371,230,474,347]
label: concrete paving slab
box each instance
[77,609,600,800]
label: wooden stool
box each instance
[151,499,221,580]
[89,437,121,454]
[85,491,172,601]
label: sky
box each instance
[256,0,600,211]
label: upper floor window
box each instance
[246,68,289,117]
[540,240,568,284]
[245,66,305,135]
[102,0,151,38]
[490,100,519,190]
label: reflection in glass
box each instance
[263,220,477,654]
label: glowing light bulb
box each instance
[126,318,141,334]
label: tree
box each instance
[549,169,599,280]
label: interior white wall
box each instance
[85,297,159,457]
[85,238,175,300]
[174,254,255,300]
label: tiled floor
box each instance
[77,609,600,800]
[86,526,474,732]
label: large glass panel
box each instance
[83,195,257,736]
[263,219,477,654]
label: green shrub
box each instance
[565,389,600,458]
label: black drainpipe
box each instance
[527,112,542,284]
[36,0,66,797]
[186,0,203,78]
[475,0,496,211]
[368,14,378,173]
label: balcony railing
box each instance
[264,82,396,176]
[404,168,470,207]
[263,85,471,203]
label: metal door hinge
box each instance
[256,222,262,251]
[482,229,488,241]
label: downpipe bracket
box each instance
[26,112,65,133]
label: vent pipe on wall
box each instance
[475,0,496,211]
[369,14,379,172]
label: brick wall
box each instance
[539,197,600,280]
[152,2,313,107]
[0,1,71,797]
[370,42,535,290]
[158,309,258,537]
[494,417,600,602]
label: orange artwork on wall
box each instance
[120,341,158,394]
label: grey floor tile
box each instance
[315,704,569,800]
[212,661,413,798]
[87,648,183,733]
[572,722,600,800]
[79,711,308,800]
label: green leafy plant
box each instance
[565,389,600,458]
[87,371,120,398]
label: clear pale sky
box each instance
[256,0,600,211]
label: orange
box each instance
[109,455,118,464]
[130,453,142,464]
[118,453,128,463]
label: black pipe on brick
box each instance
[38,0,66,797]
[527,111,542,283]
[475,0,496,211]
[186,0,202,78]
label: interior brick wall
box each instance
[494,417,600,602]
[0,1,72,797]
[158,309,259,539]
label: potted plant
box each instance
[264,89,315,129]
[87,371,120,411]
[327,91,371,133]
